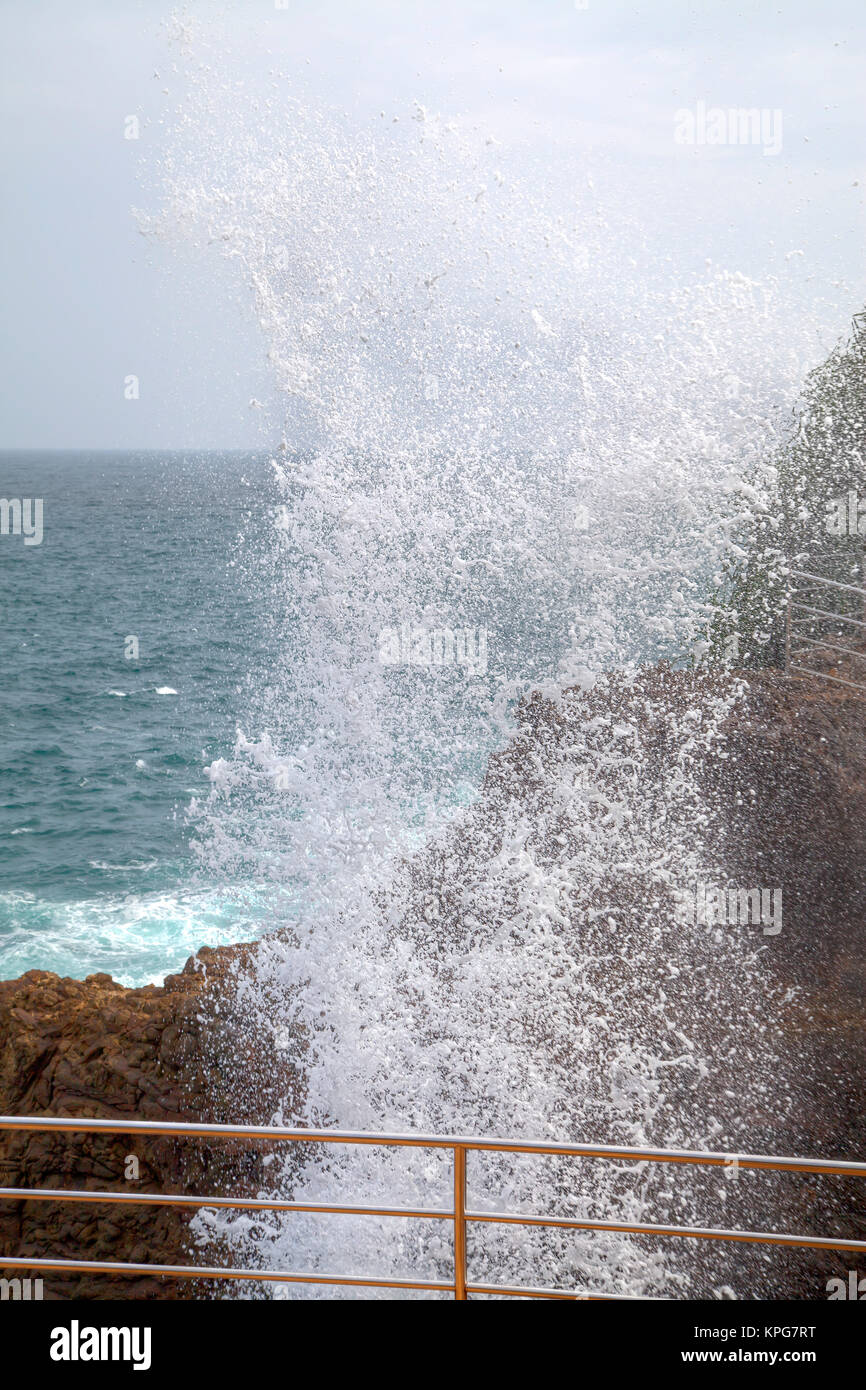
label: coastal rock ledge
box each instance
[0,942,288,1299]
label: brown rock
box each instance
[0,940,300,1300]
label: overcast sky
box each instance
[1,0,864,449]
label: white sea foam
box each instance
[145,19,841,1296]
[0,885,278,988]
[87,859,158,872]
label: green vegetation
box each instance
[708,314,866,669]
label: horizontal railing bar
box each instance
[0,1187,451,1221]
[2,1117,864,1174]
[0,1255,454,1293]
[465,1210,866,1252]
[789,664,866,694]
[789,621,863,640]
[462,1143,866,1174]
[790,633,866,661]
[466,1282,664,1301]
[791,601,866,629]
[790,569,866,596]
[2,1188,860,1254]
[0,1255,658,1299]
[5,1186,858,1251]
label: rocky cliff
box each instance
[0,942,298,1298]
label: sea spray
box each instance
[143,20,820,1295]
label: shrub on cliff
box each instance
[707,312,866,669]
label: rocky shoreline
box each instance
[0,942,296,1298]
[2,666,864,1299]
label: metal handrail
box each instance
[2,1117,865,1299]
[789,568,866,596]
[788,664,866,692]
[0,1255,648,1300]
[785,569,866,693]
[3,1117,866,1171]
[2,1185,864,1253]
[790,601,866,630]
[788,632,866,663]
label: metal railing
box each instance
[2,1117,866,1299]
[785,569,866,693]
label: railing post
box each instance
[453,1145,467,1300]
[784,574,792,676]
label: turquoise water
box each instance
[0,448,715,990]
[0,450,277,984]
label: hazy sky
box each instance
[1,0,864,449]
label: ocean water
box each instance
[0,449,279,985]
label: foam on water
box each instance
[0,883,281,988]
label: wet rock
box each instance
[0,941,300,1300]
